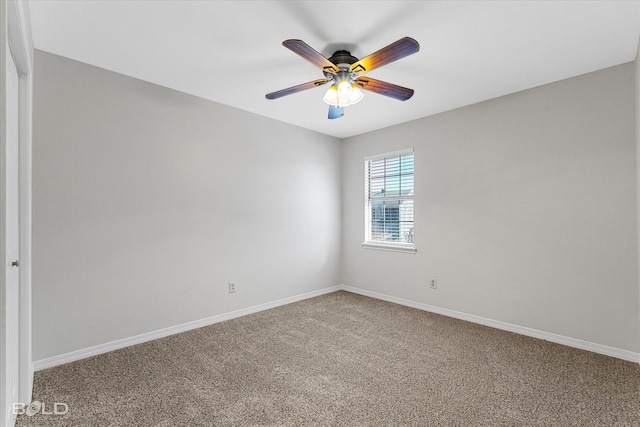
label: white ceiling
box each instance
[28,1,640,139]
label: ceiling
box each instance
[27,1,640,139]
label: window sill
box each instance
[361,242,417,254]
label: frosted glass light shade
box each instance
[323,85,339,106]
[337,80,352,99]
[347,85,365,105]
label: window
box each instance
[363,149,416,253]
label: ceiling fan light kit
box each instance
[266,37,419,120]
[322,81,365,108]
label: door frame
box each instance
[2,0,34,421]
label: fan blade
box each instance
[283,39,339,73]
[355,77,414,101]
[328,106,344,119]
[265,79,328,100]
[350,37,419,74]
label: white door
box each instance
[2,37,21,427]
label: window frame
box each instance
[362,148,416,254]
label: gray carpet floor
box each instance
[16,291,640,426]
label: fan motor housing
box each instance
[324,50,359,79]
[328,50,359,66]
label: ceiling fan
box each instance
[265,37,420,119]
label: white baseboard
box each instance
[33,286,342,371]
[34,284,639,370]
[340,285,640,364]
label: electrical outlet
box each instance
[228,282,236,293]
[430,278,437,289]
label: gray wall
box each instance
[342,63,639,353]
[32,51,342,360]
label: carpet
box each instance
[16,291,640,426]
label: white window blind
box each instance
[364,149,414,250]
